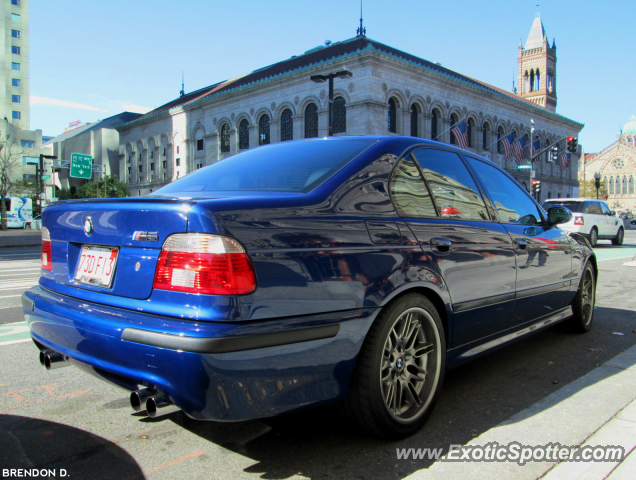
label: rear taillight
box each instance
[153,234,256,295]
[41,226,52,271]
[574,216,584,225]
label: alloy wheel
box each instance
[380,307,441,422]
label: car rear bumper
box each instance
[23,286,378,421]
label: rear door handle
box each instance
[430,237,452,253]
[515,238,528,250]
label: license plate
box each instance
[74,246,119,287]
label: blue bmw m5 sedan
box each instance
[23,136,596,438]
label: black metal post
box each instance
[328,75,334,137]
[594,175,601,199]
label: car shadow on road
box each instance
[149,306,636,480]
[0,414,144,479]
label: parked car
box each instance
[542,198,623,247]
[23,137,596,439]
[5,213,26,229]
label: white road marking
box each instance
[0,295,22,299]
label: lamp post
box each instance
[310,70,352,136]
[594,172,601,199]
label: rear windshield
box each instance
[152,138,376,196]
[543,201,584,213]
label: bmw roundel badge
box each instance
[83,216,93,236]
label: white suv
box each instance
[543,198,623,247]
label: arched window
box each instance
[629,176,634,194]
[482,123,490,150]
[410,105,418,137]
[530,70,535,92]
[450,113,458,145]
[497,126,504,153]
[280,108,293,142]
[524,71,530,92]
[388,98,398,133]
[467,118,474,148]
[238,119,249,150]
[304,103,318,138]
[220,124,230,153]
[333,97,346,134]
[535,69,541,90]
[609,176,614,195]
[623,176,628,194]
[431,109,439,140]
[259,114,270,145]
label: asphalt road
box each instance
[1,235,636,479]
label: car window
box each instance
[466,157,542,225]
[412,149,488,221]
[584,202,602,214]
[389,157,437,217]
[543,201,584,213]
[152,139,376,195]
[600,202,611,215]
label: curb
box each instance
[405,343,636,480]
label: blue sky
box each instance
[30,0,635,153]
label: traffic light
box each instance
[532,179,541,194]
[567,136,578,153]
[550,147,559,162]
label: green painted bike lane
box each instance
[593,246,636,262]
[0,321,30,346]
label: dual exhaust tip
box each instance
[130,389,175,418]
[38,349,175,418]
[39,349,70,370]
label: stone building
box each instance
[117,14,582,201]
[579,114,636,214]
[42,112,142,199]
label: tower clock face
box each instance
[612,158,625,169]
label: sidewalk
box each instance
[0,228,41,248]
[406,343,636,480]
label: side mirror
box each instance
[548,206,573,226]
[610,210,616,216]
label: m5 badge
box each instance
[132,231,159,242]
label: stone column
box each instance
[293,115,302,141]
[249,126,258,149]
[204,133,217,165]
[402,108,411,136]
[318,110,329,137]
[441,118,451,144]
[269,120,279,144]
[422,114,432,140]
[229,128,237,155]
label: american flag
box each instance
[560,152,571,171]
[501,132,516,160]
[451,121,469,150]
[532,138,541,163]
[513,136,526,165]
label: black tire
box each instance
[589,227,598,248]
[612,228,624,246]
[566,263,596,333]
[345,293,446,439]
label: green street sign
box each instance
[70,153,93,179]
[517,165,532,170]
[42,175,51,179]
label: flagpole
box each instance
[434,114,467,141]
[485,132,522,151]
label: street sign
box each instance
[42,175,51,179]
[517,165,532,170]
[22,156,40,165]
[70,153,93,179]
